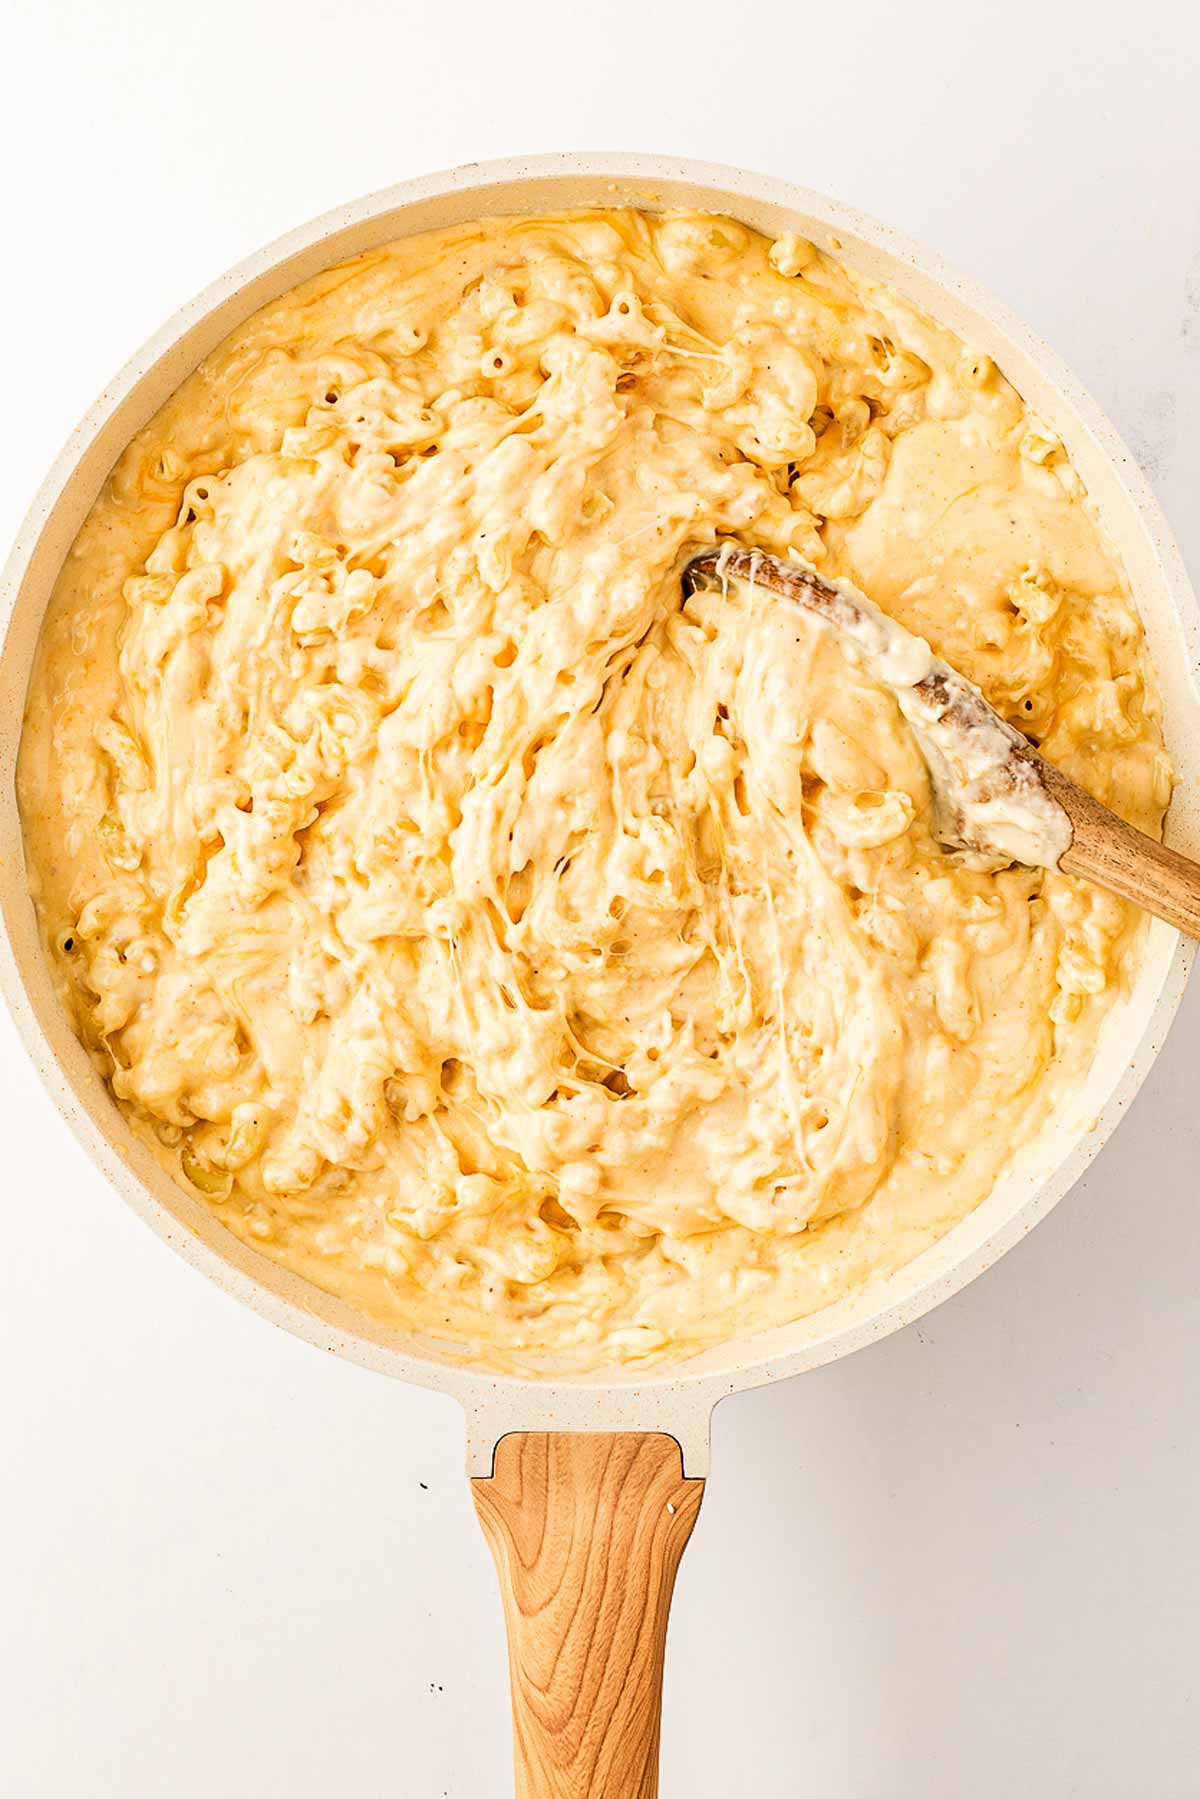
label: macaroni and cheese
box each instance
[18,210,1170,1365]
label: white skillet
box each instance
[2,155,1197,1797]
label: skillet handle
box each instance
[471,1432,704,1798]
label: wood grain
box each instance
[1039,758,1200,940]
[471,1432,704,1799]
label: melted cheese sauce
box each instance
[18,210,1171,1367]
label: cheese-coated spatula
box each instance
[685,544,1200,941]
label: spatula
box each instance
[684,544,1200,941]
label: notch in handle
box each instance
[471,1432,704,1799]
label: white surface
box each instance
[1,2,1197,1792]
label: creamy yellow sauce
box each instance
[18,210,1171,1367]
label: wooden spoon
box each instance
[684,544,1200,941]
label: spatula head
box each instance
[682,543,1073,871]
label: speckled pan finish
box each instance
[1,154,1196,1475]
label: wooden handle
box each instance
[1038,760,1200,940]
[471,1432,704,1799]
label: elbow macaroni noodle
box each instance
[19,210,1171,1366]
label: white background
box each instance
[2,2,1197,1793]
